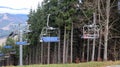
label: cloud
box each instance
[0,6,29,10]
[0,0,43,14]
[0,8,29,14]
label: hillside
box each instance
[0,13,28,37]
[0,37,7,46]
[0,13,28,45]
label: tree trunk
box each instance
[36,45,38,64]
[104,0,110,61]
[47,40,50,64]
[97,29,102,61]
[58,29,61,63]
[31,47,35,64]
[70,22,73,63]
[63,25,66,64]
[66,32,69,63]
[38,44,41,64]
[82,43,85,62]
[97,0,102,61]
[113,40,117,61]
[41,42,43,64]
[30,47,32,64]
[53,44,57,63]
[91,13,96,61]
[87,39,90,62]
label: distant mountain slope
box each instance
[0,13,28,28]
[0,13,28,37]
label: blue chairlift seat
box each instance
[41,36,59,42]
[4,45,12,49]
[16,41,28,45]
[0,53,4,57]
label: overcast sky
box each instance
[0,0,43,14]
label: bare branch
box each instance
[108,18,119,29]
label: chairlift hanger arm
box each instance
[39,27,47,38]
[47,14,51,27]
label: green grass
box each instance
[5,61,120,67]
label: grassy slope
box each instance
[6,61,120,67]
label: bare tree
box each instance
[91,13,96,61]
[104,0,110,61]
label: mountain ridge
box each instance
[0,13,28,37]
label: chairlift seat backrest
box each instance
[82,24,99,39]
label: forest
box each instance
[0,0,120,66]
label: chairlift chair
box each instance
[24,24,32,33]
[4,53,10,58]
[40,26,59,42]
[3,45,16,55]
[10,49,16,54]
[82,24,99,39]
[0,53,4,60]
[40,14,60,42]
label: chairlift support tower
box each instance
[12,23,31,66]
